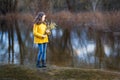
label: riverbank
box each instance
[0,64,120,80]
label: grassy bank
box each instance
[0,64,120,80]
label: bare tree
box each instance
[94,31,106,68]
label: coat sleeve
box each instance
[33,25,44,38]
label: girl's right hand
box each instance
[42,35,47,38]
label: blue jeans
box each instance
[37,43,47,62]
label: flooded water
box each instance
[0,20,120,71]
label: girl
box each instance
[33,12,50,68]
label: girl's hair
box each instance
[34,12,45,24]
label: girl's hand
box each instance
[42,35,47,38]
[46,29,51,35]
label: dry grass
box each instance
[0,64,120,80]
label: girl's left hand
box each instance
[46,29,51,35]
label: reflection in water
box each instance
[0,32,19,64]
[74,43,95,58]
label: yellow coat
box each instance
[33,23,49,44]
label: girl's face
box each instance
[41,15,46,22]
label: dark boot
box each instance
[42,60,46,67]
[36,60,42,68]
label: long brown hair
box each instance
[34,12,45,24]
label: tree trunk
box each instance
[15,21,24,65]
[8,28,11,64]
[11,26,14,64]
[95,31,105,69]
[66,0,75,12]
